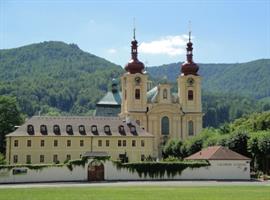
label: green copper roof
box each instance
[95,90,121,117]
[95,105,121,117]
[97,91,122,105]
[95,85,166,117]
[97,86,161,106]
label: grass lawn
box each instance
[0,186,269,200]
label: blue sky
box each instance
[0,0,269,66]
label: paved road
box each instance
[0,180,269,189]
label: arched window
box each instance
[188,90,194,101]
[163,89,168,99]
[161,116,169,135]
[188,121,194,136]
[135,89,140,99]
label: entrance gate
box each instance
[88,161,104,181]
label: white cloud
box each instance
[107,48,117,54]
[139,35,190,56]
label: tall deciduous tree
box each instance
[0,153,6,165]
[0,96,24,153]
[226,131,251,157]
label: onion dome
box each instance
[125,28,145,74]
[181,32,199,76]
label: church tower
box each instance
[177,31,203,138]
[120,28,148,128]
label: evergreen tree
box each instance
[0,96,24,153]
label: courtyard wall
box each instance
[0,160,250,183]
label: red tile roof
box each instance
[185,146,250,160]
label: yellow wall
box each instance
[178,74,202,113]
[120,72,203,158]
[6,135,154,164]
[92,136,153,162]
[120,73,148,115]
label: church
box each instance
[5,30,203,164]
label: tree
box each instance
[173,140,183,158]
[248,131,270,173]
[162,139,177,158]
[257,131,270,173]
[162,139,184,159]
[0,153,6,165]
[0,96,24,153]
[247,133,261,171]
[258,132,270,155]
[179,137,204,158]
[226,131,251,157]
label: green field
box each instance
[0,186,269,200]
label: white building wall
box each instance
[105,160,250,180]
[0,165,87,183]
[0,160,250,183]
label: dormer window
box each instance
[40,125,47,135]
[91,125,98,135]
[118,125,125,135]
[66,125,73,135]
[104,125,111,135]
[27,124,34,135]
[53,125,60,135]
[130,125,137,135]
[79,125,86,135]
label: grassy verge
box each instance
[0,186,269,200]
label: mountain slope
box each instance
[148,59,270,99]
[0,41,123,116]
[0,41,269,128]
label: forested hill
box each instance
[148,59,270,99]
[0,41,269,128]
[0,41,123,116]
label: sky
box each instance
[0,0,269,67]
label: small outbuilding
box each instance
[185,146,251,180]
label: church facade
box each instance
[97,31,203,157]
[5,31,202,164]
